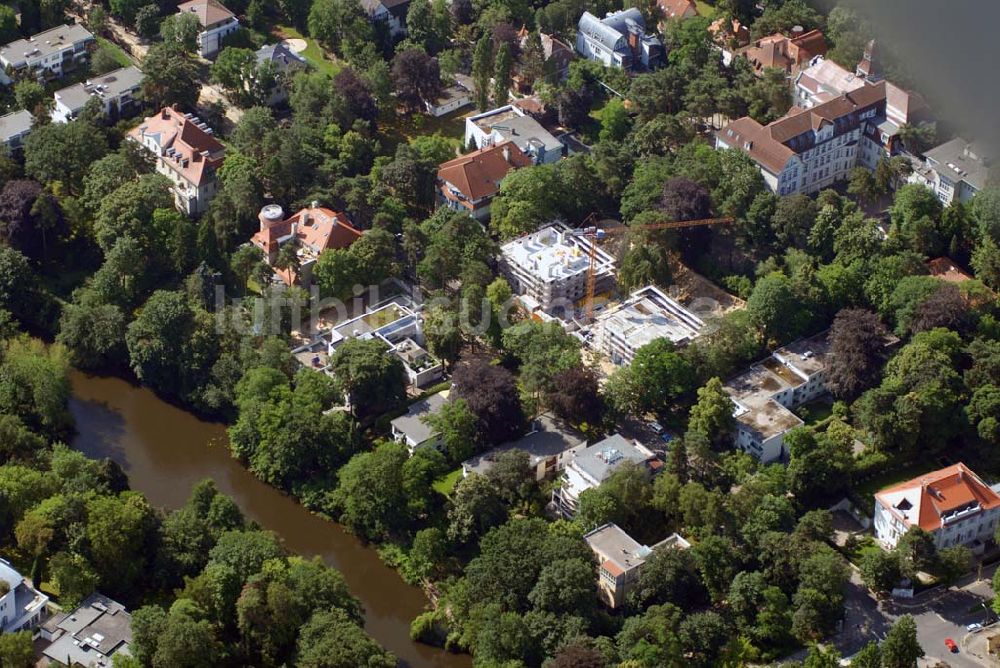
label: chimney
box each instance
[311,200,319,209]
[502,143,511,163]
[790,25,804,36]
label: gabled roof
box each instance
[875,463,1000,533]
[657,0,698,19]
[717,116,796,175]
[256,42,308,70]
[177,0,235,27]
[129,107,225,187]
[437,141,532,201]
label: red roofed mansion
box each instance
[874,463,1000,553]
[251,203,363,285]
[436,141,532,221]
[129,107,225,215]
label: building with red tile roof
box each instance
[874,463,1000,552]
[657,0,698,20]
[436,141,532,221]
[927,257,975,283]
[128,107,225,215]
[743,28,827,77]
[251,203,363,285]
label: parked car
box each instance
[648,421,663,434]
[945,638,958,653]
[967,622,984,632]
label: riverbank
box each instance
[68,371,470,668]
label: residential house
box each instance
[499,223,616,320]
[513,29,574,92]
[51,66,143,124]
[592,285,705,365]
[724,332,831,463]
[255,42,309,105]
[465,104,564,164]
[874,463,1000,554]
[576,9,663,72]
[909,138,990,206]
[251,203,362,286]
[129,107,226,215]
[657,0,698,21]
[552,434,659,518]
[360,0,411,37]
[293,294,444,391]
[0,110,33,153]
[585,523,690,608]
[715,82,891,195]
[0,23,95,85]
[927,257,975,284]
[425,74,473,117]
[708,17,750,65]
[0,558,48,634]
[436,140,532,222]
[462,413,587,481]
[177,0,239,57]
[39,593,132,666]
[743,27,827,77]
[390,390,450,454]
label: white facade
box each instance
[912,138,990,206]
[499,223,616,319]
[0,24,94,84]
[593,285,705,365]
[0,110,33,152]
[51,66,143,124]
[465,105,564,164]
[552,435,655,518]
[585,522,690,608]
[0,559,48,634]
[575,9,663,71]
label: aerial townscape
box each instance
[0,0,997,667]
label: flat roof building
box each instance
[39,593,132,667]
[465,105,564,165]
[724,331,831,463]
[52,65,143,123]
[0,110,33,152]
[500,223,615,320]
[553,434,659,518]
[584,523,689,608]
[462,413,587,480]
[593,285,705,365]
[0,23,94,83]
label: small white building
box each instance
[874,463,1000,554]
[499,223,615,320]
[0,23,95,84]
[425,74,473,117]
[51,66,143,124]
[585,523,689,608]
[465,105,564,165]
[0,110,33,153]
[390,390,449,454]
[909,138,990,206]
[360,0,411,37]
[724,331,831,463]
[552,434,658,518]
[575,9,663,71]
[0,558,48,634]
[593,285,705,365]
[177,0,239,58]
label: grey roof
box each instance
[924,137,991,192]
[55,66,143,112]
[495,114,563,155]
[391,392,448,444]
[463,413,586,475]
[603,8,645,35]
[578,11,627,52]
[571,434,652,483]
[256,42,308,71]
[0,23,94,69]
[42,593,132,665]
[0,110,33,144]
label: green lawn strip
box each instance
[695,1,717,18]
[433,468,463,497]
[273,25,340,77]
[96,37,133,68]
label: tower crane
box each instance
[569,217,734,322]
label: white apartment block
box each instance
[0,23,94,84]
[177,0,239,57]
[584,523,689,608]
[552,434,657,518]
[499,223,615,319]
[724,331,830,463]
[715,82,891,195]
[593,285,705,365]
[0,558,48,633]
[0,110,33,152]
[874,463,1000,554]
[51,66,143,124]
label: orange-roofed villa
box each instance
[874,463,1000,554]
[251,202,363,286]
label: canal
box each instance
[68,371,470,668]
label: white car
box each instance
[967,622,983,632]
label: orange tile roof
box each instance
[927,257,974,283]
[745,30,827,74]
[875,463,1000,533]
[437,141,532,202]
[657,0,698,19]
[601,559,625,577]
[129,107,225,187]
[177,0,235,27]
[251,205,362,282]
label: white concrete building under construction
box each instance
[593,285,705,365]
[499,223,615,320]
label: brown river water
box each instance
[68,371,471,668]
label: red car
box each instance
[945,638,958,653]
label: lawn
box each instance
[381,108,469,152]
[96,37,133,68]
[695,1,717,18]
[794,398,834,426]
[852,461,941,503]
[433,468,463,497]
[273,25,341,77]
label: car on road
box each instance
[945,638,958,653]
[967,622,984,632]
